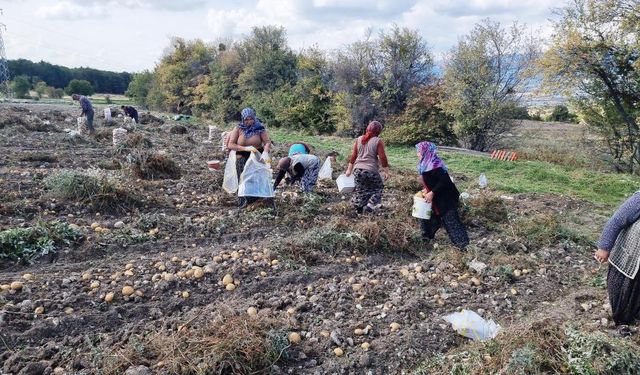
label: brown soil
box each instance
[0,103,621,374]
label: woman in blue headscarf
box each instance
[227,107,273,207]
[273,142,320,193]
[416,141,468,250]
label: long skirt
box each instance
[608,266,640,325]
[351,168,384,210]
[420,208,469,250]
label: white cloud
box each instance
[206,8,252,39]
[36,1,108,20]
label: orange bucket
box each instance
[207,160,221,170]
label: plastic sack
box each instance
[260,151,272,164]
[104,107,112,121]
[222,150,239,194]
[319,157,333,180]
[77,117,87,134]
[479,173,488,188]
[238,152,274,198]
[443,309,500,341]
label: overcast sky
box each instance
[2,0,559,73]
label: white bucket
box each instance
[336,174,355,193]
[412,196,432,219]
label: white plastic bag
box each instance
[443,309,500,341]
[222,150,238,194]
[319,157,333,180]
[479,173,488,188]
[104,107,112,121]
[260,151,272,164]
[238,152,274,198]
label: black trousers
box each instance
[420,209,469,249]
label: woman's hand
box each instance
[381,167,390,181]
[423,190,434,203]
[594,248,610,264]
[345,163,353,177]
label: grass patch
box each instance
[511,213,592,249]
[271,129,640,207]
[44,170,138,213]
[99,310,289,375]
[414,320,640,375]
[99,228,154,247]
[0,221,83,263]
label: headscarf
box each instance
[288,143,308,157]
[416,141,447,174]
[238,107,265,138]
[361,121,382,145]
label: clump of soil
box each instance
[139,112,164,125]
[169,124,188,134]
[130,151,181,180]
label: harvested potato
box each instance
[105,292,114,302]
[193,267,204,279]
[10,281,23,290]
[222,274,234,285]
[361,342,370,350]
[34,306,45,315]
[247,307,258,316]
[182,291,190,298]
[390,322,401,332]
[288,332,301,344]
[225,283,236,291]
[122,286,135,296]
[333,348,344,357]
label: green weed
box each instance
[0,220,83,263]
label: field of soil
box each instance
[0,103,635,374]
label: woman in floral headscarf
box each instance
[416,141,468,249]
[227,107,273,207]
[345,121,390,214]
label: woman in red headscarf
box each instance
[345,121,390,214]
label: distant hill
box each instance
[7,59,132,94]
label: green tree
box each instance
[442,20,540,151]
[378,25,433,116]
[540,0,640,173]
[265,49,336,133]
[34,81,48,98]
[64,79,94,96]
[149,38,216,112]
[546,105,578,122]
[11,75,31,98]
[125,71,154,106]
[236,26,297,95]
[385,81,458,146]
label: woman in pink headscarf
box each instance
[416,141,468,249]
[345,121,390,214]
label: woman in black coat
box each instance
[415,141,469,249]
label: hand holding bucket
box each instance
[412,195,432,219]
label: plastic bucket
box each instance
[412,196,432,219]
[336,174,355,193]
[207,160,221,171]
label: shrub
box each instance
[10,76,31,99]
[385,83,458,146]
[44,170,137,213]
[0,221,83,263]
[64,79,94,96]
[546,105,578,123]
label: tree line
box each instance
[8,59,132,94]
